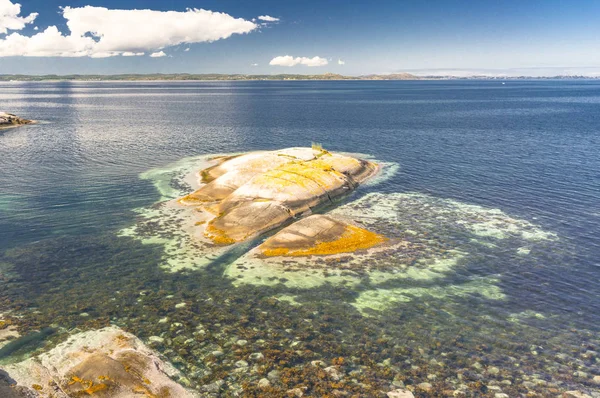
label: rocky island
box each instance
[0,113,33,129]
[178,146,387,255]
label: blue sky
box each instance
[1,0,600,76]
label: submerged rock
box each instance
[178,147,380,250]
[3,326,197,397]
[0,113,33,129]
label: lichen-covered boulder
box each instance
[178,147,378,245]
[2,326,197,397]
[258,215,387,257]
[0,113,33,128]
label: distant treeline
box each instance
[0,73,597,82]
[0,73,420,81]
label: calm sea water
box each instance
[1,80,599,396]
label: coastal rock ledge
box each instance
[2,326,197,397]
[179,147,387,255]
[0,113,33,129]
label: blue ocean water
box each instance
[1,80,599,395]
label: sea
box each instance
[0,80,599,396]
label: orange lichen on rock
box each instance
[259,215,387,257]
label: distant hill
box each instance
[0,73,421,82]
[358,73,419,80]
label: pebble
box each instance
[573,370,589,378]
[175,302,186,309]
[494,394,509,398]
[79,312,89,317]
[387,389,415,398]
[487,366,500,375]
[211,350,224,357]
[201,380,223,393]
[234,360,248,368]
[267,369,281,382]
[324,366,344,381]
[258,378,270,388]
[593,375,600,385]
[472,362,483,370]
[287,387,305,397]
[417,382,432,391]
[235,339,248,346]
[248,352,264,361]
[311,360,326,367]
[158,317,168,323]
[563,392,592,398]
[148,336,164,344]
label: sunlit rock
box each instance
[258,214,387,257]
[178,147,379,245]
[3,326,197,397]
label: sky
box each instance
[1,0,600,76]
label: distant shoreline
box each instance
[1,73,599,82]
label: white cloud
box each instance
[338,59,345,65]
[184,47,190,52]
[149,51,166,58]
[122,51,144,57]
[251,63,258,66]
[0,0,37,34]
[257,15,279,22]
[269,55,328,67]
[0,5,258,57]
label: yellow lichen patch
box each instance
[262,225,387,257]
[132,385,159,398]
[177,193,210,205]
[84,382,108,395]
[32,384,43,391]
[204,223,236,245]
[67,375,109,395]
[257,162,345,193]
[0,319,12,329]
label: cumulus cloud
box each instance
[257,15,279,22]
[122,51,144,57]
[0,0,37,34]
[251,63,258,66]
[0,4,258,57]
[338,59,345,65]
[269,55,328,67]
[149,51,166,58]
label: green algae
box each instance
[352,277,506,315]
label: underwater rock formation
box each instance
[178,147,380,250]
[3,326,197,397]
[0,113,33,129]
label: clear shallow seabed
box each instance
[0,80,599,396]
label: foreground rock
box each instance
[2,326,197,397]
[0,113,33,129]
[179,147,379,249]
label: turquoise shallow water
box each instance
[0,80,599,396]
